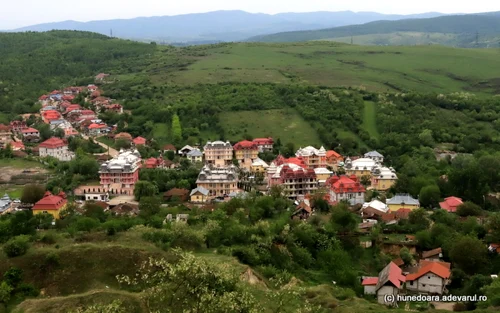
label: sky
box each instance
[1,0,498,29]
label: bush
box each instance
[40,232,57,244]
[45,252,60,266]
[3,235,30,258]
[453,303,467,311]
[17,283,39,297]
[3,267,23,287]
[75,217,99,232]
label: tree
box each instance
[0,281,13,305]
[486,213,500,242]
[134,181,158,200]
[456,202,482,217]
[70,301,125,313]
[360,175,371,187]
[83,202,107,222]
[418,129,434,147]
[3,267,23,287]
[139,196,161,218]
[449,236,487,274]
[415,230,433,250]
[75,217,99,232]
[115,139,131,150]
[408,208,430,231]
[171,114,182,143]
[54,128,65,138]
[399,247,413,265]
[166,150,175,161]
[3,235,30,257]
[419,185,441,208]
[20,184,45,204]
[117,250,259,313]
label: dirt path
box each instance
[431,302,455,311]
[82,135,118,157]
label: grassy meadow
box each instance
[151,42,500,95]
[362,101,380,141]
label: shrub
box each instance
[17,283,39,297]
[40,232,57,244]
[75,217,99,232]
[45,252,60,266]
[3,267,23,287]
[3,235,30,258]
[453,303,467,312]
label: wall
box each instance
[407,273,444,294]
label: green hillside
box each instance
[249,14,500,47]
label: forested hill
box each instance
[0,30,154,115]
[248,14,500,47]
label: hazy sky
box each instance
[1,0,498,29]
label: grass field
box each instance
[362,101,380,141]
[0,185,23,199]
[319,32,462,47]
[218,109,322,146]
[0,158,42,169]
[154,42,500,95]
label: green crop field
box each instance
[218,109,322,147]
[154,42,500,95]
[362,101,380,140]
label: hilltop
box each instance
[9,10,445,43]
[249,13,500,47]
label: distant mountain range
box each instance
[9,10,446,43]
[248,13,500,47]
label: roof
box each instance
[190,187,209,196]
[362,277,379,286]
[419,259,451,270]
[163,144,176,151]
[133,136,147,145]
[422,247,442,259]
[252,158,269,168]
[10,141,25,150]
[375,262,406,291]
[115,132,133,141]
[314,168,333,175]
[32,193,67,210]
[252,137,273,145]
[395,208,412,219]
[165,188,190,196]
[233,140,258,151]
[328,175,366,193]
[88,123,107,129]
[0,124,10,132]
[406,262,451,281]
[204,141,232,149]
[21,127,39,133]
[326,150,342,159]
[439,196,463,213]
[296,146,326,157]
[387,194,420,206]
[347,158,377,171]
[365,151,384,158]
[362,200,389,213]
[295,200,312,213]
[39,137,66,149]
[393,258,404,267]
[187,149,203,157]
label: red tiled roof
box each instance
[0,124,10,132]
[144,157,160,168]
[326,150,342,158]
[50,90,61,95]
[362,277,378,286]
[377,262,406,289]
[395,208,412,219]
[133,136,147,145]
[280,165,316,180]
[164,188,189,196]
[439,196,463,213]
[393,258,404,267]
[422,247,442,259]
[39,137,66,149]
[163,144,176,151]
[10,141,25,150]
[39,95,49,100]
[406,262,451,281]
[80,110,96,115]
[234,140,258,151]
[33,194,67,211]
[328,175,366,193]
[88,123,107,129]
[252,137,273,145]
[115,132,132,141]
[419,259,451,270]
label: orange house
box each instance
[326,150,343,169]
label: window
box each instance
[410,281,413,286]
[422,284,426,287]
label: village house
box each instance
[109,203,139,216]
[373,262,406,305]
[133,136,147,146]
[51,120,79,138]
[252,137,274,152]
[362,277,379,295]
[251,158,269,173]
[95,73,110,82]
[79,110,97,120]
[87,84,98,93]
[267,162,317,200]
[190,187,210,203]
[0,194,12,212]
[326,175,366,206]
[314,167,333,185]
[439,196,463,213]
[41,110,62,124]
[163,144,177,154]
[326,150,343,169]
[144,157,165,169]
[204,141,233,168]
[406,262,451,295]
[0,124,12,147]
[32,191,67,219]
[39,137,75,161]
[10,141,25,151]
[295,146,327,169]
[187,149,203,163]
[178,145,195,156]
[21,127,40,143]
[164,188,190,202]
[38,95,50,106]
[114,132,133,142]
[9,120,27,133]
[99,149,142,196]
[361,199,389,216]
[234,140,259,170]
[422,248,443,261]
[195,165,239,198]
[291,199,312,220]
[73,186,109,202]
[364,151,384,163]
[371,166,398,191]
[344,157,378,179]
[102,103,123,114]
[88,123,109,136]
[386,194,420,212]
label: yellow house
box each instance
[386,194,420,212]
[32,191,67,219]
[251,158,269,173]
[190,187,209,203]
[314,168,333,185]
[234,140,259,170]
[371,166,398,191]
[344,157,377,179]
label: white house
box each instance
[364,151,384,163]
[362,277,378,295]
[374,262,406,306]
[39,137,75,161]
[406,262,450,295]
[187,149,203,163]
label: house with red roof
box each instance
[133,136,147,146]
[252,137,274,152]
[88,123,108,136]
[422,247,443,261]
[326,175,366,206]
[374,262,406,305]
[38,95,50,105]
[115,132,133,142]
[406,261,451,294]
[62,95,75,102]
[362,277,379,295]
[41,110,61,124]
[32,191,68,219]
[80,110,97,120]
[326,150,343,169]
[0,124,12,147]
[274,155,307,168]
[103,103,123,114]
[144,157,164,169]
[9,121,27,134]
[87,84,98,93]
[234,140,259,170]
[267,162,317,200]
[10,141,25,151]
[163,144,177,154]
[439,196,463,213]
[291,199,312,220]
[39,137,75,161]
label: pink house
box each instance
[439,196,463,213]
